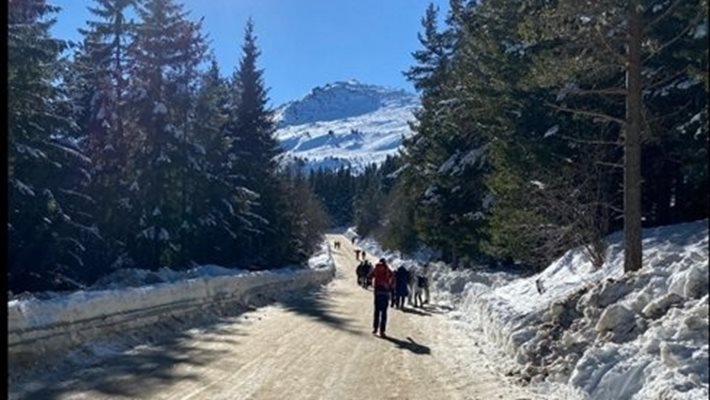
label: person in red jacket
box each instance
[368,258,394,337]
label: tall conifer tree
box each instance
[129,0,207,268]
[8,0,95,290]
[228,18,285,264]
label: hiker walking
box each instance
[355,249,361,260]
[407,264,416,305]
[394,264,410,309]
[368,258,393,337]
[413,263,431,307]
[421,263,431,304]
[356,261,366,286]
[365,260,373,288]
[390,270,397,308]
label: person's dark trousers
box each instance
[395,286,407,308]
[390,288,396,307]
[396,294,405,308]
[373,292,389,334]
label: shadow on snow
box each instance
[13,324,234,400]
[277,286,365,337]
[379,335,431,355]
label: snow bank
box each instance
[461,220,709,400]
[8,245,335,367]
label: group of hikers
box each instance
[354,249,366,260]
[331,239,433,337]
[357,257,431,337]
[355,259,373,287]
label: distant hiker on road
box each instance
[368,258,393,337]
[355,249,361,260]
[394,265,410,309]
[390,267,397,308]
[413,263,431,307]
[356,260,370,287]
[407,265,416,305]
[365,260,373,288]
[422,263,431,304]
[356,261,365,286]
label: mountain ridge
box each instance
[274,80,419,173]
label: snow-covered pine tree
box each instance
[226,18,287,265]
[189,59,258,265]
[166,16,208,267]
[398,3,450,254]
[75,0,138,269]
[401,0,494,264]
[128,0,207,269]
[8,0,96,291]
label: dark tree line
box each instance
[360,0,708,271]
[8,0,328,293]
[304,156,400,233]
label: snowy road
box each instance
[11,234,540,400]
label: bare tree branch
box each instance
[596,160,625,169]
[644,0,684,33]
[595,25,625,64]
[560,134,622,146]
[644,11,704,62]
[569,87,627,97]
[545,101,626,125]
[644,67,688,90]
[646,99,694,122]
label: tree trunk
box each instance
[624,4,643,273]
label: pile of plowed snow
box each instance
[462,221,708,399]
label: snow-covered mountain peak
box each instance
[276,81,417,128]
[275,81,419,173]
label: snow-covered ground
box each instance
[274,80,418,173]
[8,243,335,368]
[356,220,709,400]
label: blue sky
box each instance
[50,0,450,106]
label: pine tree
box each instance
[227,18,286,265]
[75,0,138,269]
[169,18,208,267]
[401,1,494,264]
[8,0,96,291]
[189,59,258,265]
[400,2,450,254]
[129,0,207,268]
